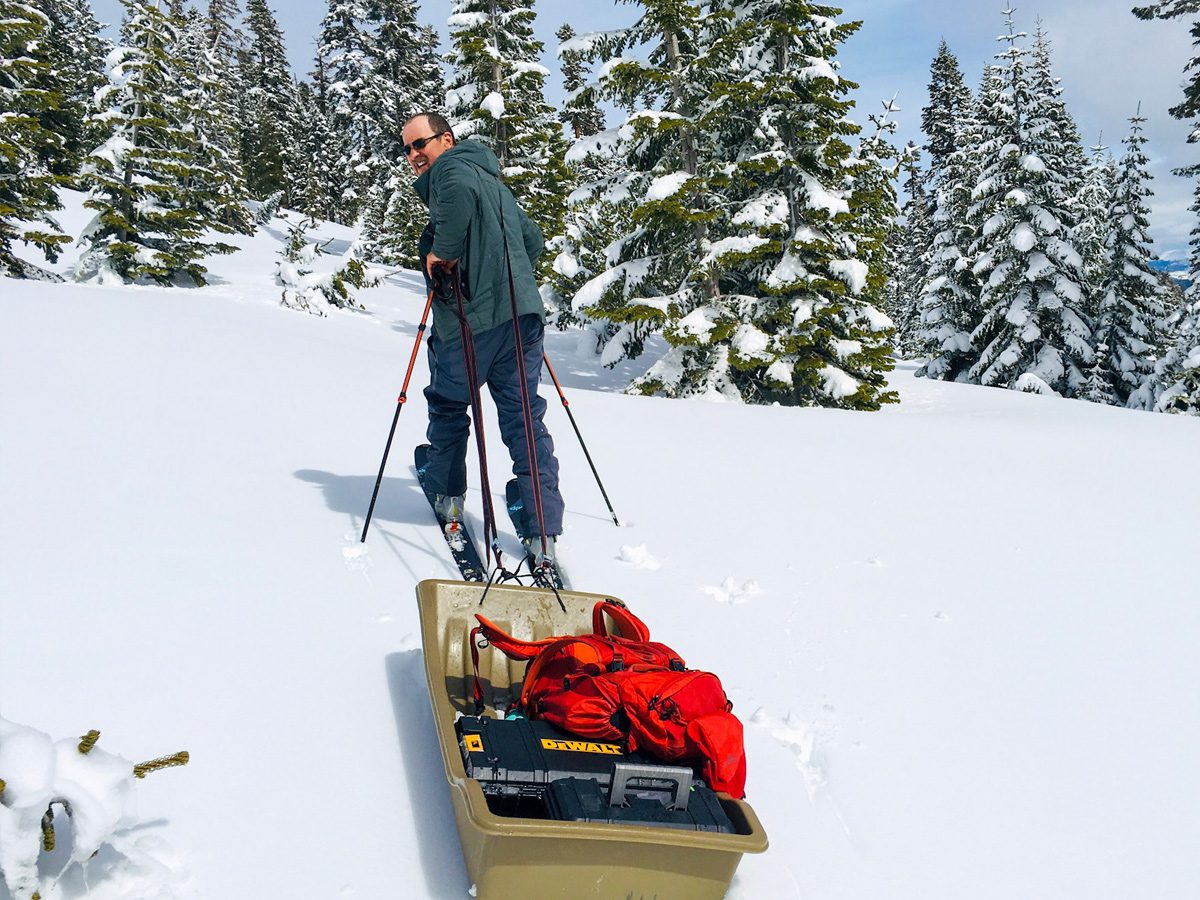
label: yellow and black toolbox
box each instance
[455,714,735,833]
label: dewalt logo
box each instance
[540,738,623,755]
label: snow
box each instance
[4,191,1200,900]
[829,258,868,295]
[478,91,505,119]
[800,173,849,216]
[732,191,788,229]
[644,171,692,202]
[731,324,771,360]
[702,234,770,266]
[1010,222,1037,252]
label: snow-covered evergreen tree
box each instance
[557,23,604,140]
[922,39,974,176]
[444,0,570,257]
[596,0,895,406]
[1028,24,1087,206]
[77,0,235,285]
[357,5,442,264]
[0,0,70,276]
[915,65,988,381]
[1071,140,1116,319]
[1080,343,1119,404]
[888,146,932,356]
[564,0,727,381]
[1094,110,1171,408]
[240,0,295,202]
[1154,288,1200,413]
[276,213,383,314]
[36,0,111,177]
[177,11,253,235]
[316,0,375,221]
[287,71,352,222]
[965,10,1091,395]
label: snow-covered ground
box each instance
[3,194,1199,899]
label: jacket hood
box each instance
[413,138,500,204]
[442,139,501,177]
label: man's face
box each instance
[402,117,453,176]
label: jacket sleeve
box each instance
[519,205,544,265]
[429,162,476,261]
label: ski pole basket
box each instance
[415,579,769,900]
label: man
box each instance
[402,111,564,567]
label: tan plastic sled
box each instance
[416,578,768,900]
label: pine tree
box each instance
[36,0,111,177]
[364,0,442,165]
[557,24,604,139]
[77,0,235,285]
[562,0,729,382]
[177,11,253,234]
[889,145,932,356]
[316,0,375,221]
[1,0,70,276]
[539,25,620,336]
[915,65,988,381]
[357,5,442,263]
[287,70,352,222]
[444,0,570,259]
[240,0,295,202]
[1095,110,1171,408]
[965,10,1091,395]
[367,163,426,269]
[921,39,974,175]
[1028,24,1087,204]
[626,0,895,406]
[276,213,382,314]
[1072,140,1116,320]
[1080,343,1119,404]
[1154,288,1200,414]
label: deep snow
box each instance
[2,193,1199,899]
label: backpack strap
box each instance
[591,599,651,643]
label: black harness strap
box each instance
[445,266,503,570]
[497,190,551,561]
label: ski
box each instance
[414,444,487,582]
[505,478,569,590]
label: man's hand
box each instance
[426,253,457,277]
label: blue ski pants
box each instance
[423,313,564,537]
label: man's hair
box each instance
[406,111,454,142]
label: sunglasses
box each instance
[403,132,447,156]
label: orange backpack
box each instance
[470,599,747,798]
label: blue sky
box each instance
[90,0,1197,259]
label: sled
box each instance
[415,578,769,900]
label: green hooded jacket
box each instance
[414,140,545,344]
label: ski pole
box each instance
[541,354,621,527]
[361,290,435,543]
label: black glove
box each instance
[430,262,458,303]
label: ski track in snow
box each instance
[700,576,762,605]
[750,706,854,838]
